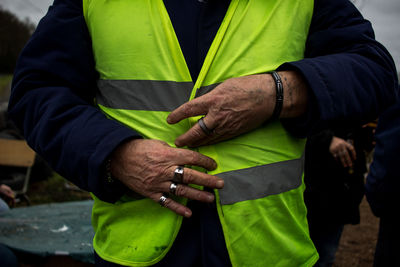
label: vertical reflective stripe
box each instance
[218,155,305,205]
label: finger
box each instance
[338,152,347,168]
[167,97,210,124]
[173,148,217,170]
[175,116,219,147]
[175,122,209,147]
[176,167,224,189]
[194,132,239,147]
[153,193,192,218]
[347,144,357,161]
[165,182,215,202]
[342,150,353,168]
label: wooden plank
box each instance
[0,139,36,167]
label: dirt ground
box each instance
[334,196,379,267]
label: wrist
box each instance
[269,71,284,120]
[277,70,309,118]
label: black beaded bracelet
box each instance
[270,71,284,120]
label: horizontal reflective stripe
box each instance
[218,156,304,205]
[97,80,221,111]
[97,80,193,111]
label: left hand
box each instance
[167,71,308,147]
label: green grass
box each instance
[18,173,92,207]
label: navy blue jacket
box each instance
[366,97,400,217]
[8,0,398,202]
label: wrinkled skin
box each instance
[168,71,308,147]
[110,71,308,217]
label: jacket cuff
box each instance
[89,125,142,203]
[277,62,322,137]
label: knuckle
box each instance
[192,127,206,140]
[163,198,173,209]
[188,152,200,164]
[174,185,187,197]
[183,169,195,184]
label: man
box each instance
[8,0,398,266]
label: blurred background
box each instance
[0,0,399,266]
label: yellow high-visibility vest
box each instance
[83,0,318,266]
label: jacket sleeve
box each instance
[280,0,399,137]
[7,0,141,202]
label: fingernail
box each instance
[216,180,224,188]
[207,195,214,202]
[184,211,192,218]
[175,141,182,147]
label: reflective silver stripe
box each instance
[218,156,304,205]
[97,80,193,111]
[195,84,219,98]
[97,80,221,111]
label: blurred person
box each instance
[0,184,15,212]
[0,184,18,267]
[7,0,398,266]
[366,97,400,267]
[304,124,375,267]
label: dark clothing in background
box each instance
[304,127,368,226]
[366,101,400,218]
[304,126,372,266]
[366,99,400,267]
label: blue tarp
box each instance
[0,200,94,263]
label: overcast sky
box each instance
[0,0,399,71]
[360,0,400,72]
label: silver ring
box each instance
[173,166,184,183]
[198,117,213,135]
[158,194,168,206]
[169,182,178,194]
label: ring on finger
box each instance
[169,182,178,195]
[173,166,184,183]
[158,194,168,207]
[198,117,213,135]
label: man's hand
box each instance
[0,184,15,207]
[109,139,224,217]
[167,71,308,147]
[329,136,357,168]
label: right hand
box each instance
[329,136,356,168]
[109,139,224,217]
